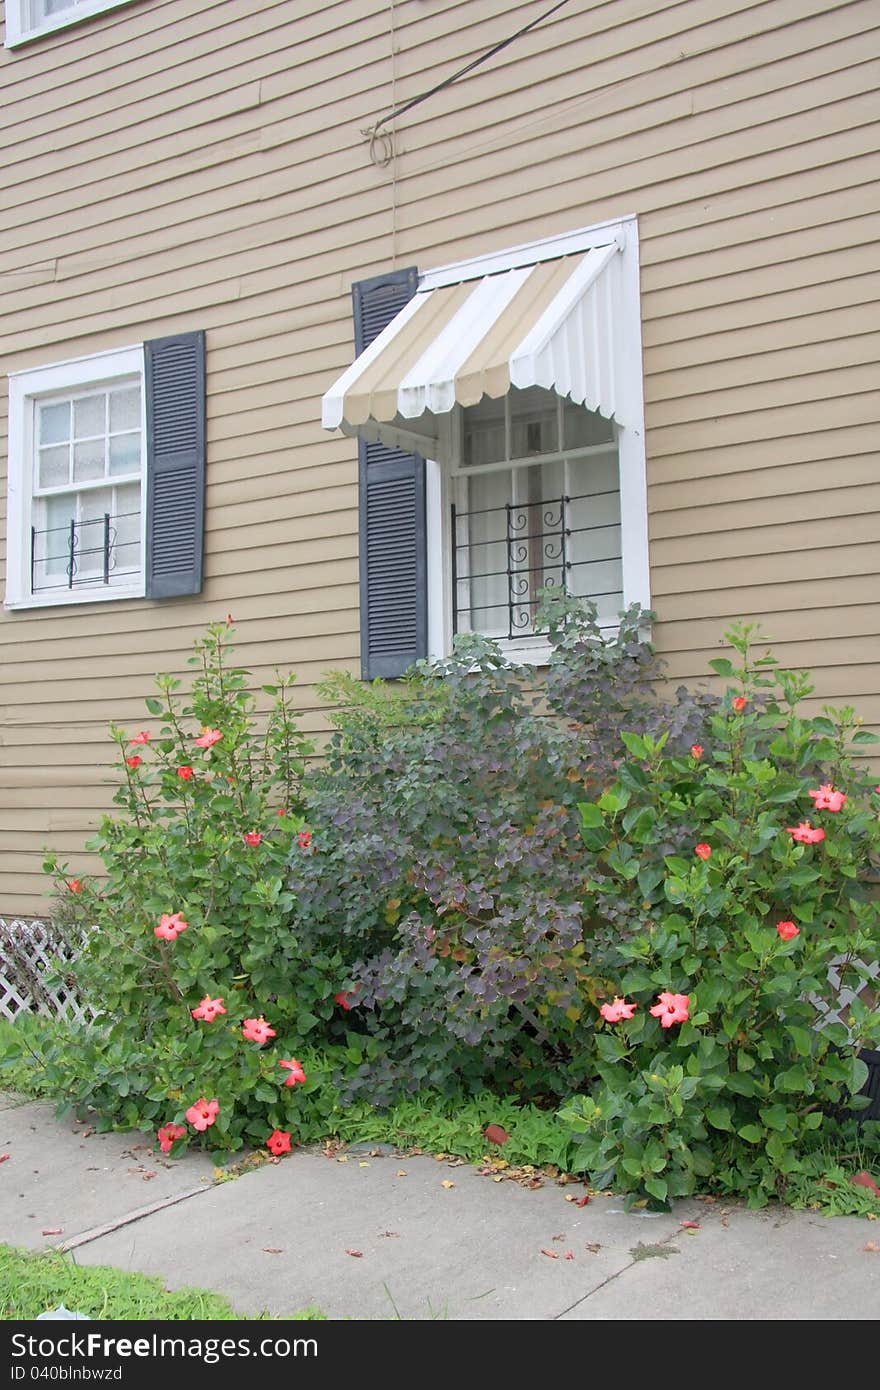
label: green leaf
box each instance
[644,1175,668,1202]
[637,864,665,899]
[765,1132,786,1163]
[708,658,735,677]
[851,730,880,744]
[850,1055,870,1094]
[577,801,604,828]
[759,1104,789,1132]
[737,1124,764,1144]
[144,696,163,715]
[296,1011,321,1034]
[706,1106,733,1131]
[619,730,648,759]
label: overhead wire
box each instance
[363,0,574,165]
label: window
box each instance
[328,216,649,676]
[6,334,207,609]
[450,386,622,649]
[4,0,139,49]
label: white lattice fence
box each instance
[0,918,93,1023]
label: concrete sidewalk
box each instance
[2,1092,878,1320]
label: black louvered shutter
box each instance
[352,267,426,679]
[144,331,206,599]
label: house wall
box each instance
[1,0,878,916]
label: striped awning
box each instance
[322,236,629,456]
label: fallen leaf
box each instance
[527,1178,544,1190]
[336,1155,349,1164]
[0,1154,10,1163]
[574,1194,591,1207]
[345,1249,363,1258]
[563,1250,574,1260]
[142,1171,157,1181]
[551,1233,565,1242]
[852,1171,880,1199]
[493,1175,504,1182]
[379,1231,400,1239]
[540,1248,559,1259]
[680,1221,700,1229]
[41,1228,64,1236]
[441,1180,455,1189]
[434,1153,449,1161]
[863,1241,879,1253]
[396,1170,408,1178]
[585,1242,602,1254]
[483,1124,510,1146]
[262,1248,283,1255]
[358,1162,370,1168]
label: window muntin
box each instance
[452,388,622,644]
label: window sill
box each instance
[5,0,139,49]
[5,581,145,611]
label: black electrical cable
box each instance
[367,0,574,137]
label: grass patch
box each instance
[0,1245,326,1321]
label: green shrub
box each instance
[40,622,353,1154]
[559,623,880,1206]
[289,598,710,1105]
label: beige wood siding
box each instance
[1,0,878,915]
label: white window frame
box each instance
[424,215,650,665]
[5,345,147,610]
[4,0,139,49]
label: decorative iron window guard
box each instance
[452,491,622,639]
[30,509,139,593]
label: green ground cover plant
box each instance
[0,1244,325,1320]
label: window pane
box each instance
[508,386,558,459]
[43,494,76,580]
[112,482,141,571]
[458,469,512,638]
[77,487,112,575]
[38,446,70,488]
[563,401,614,449]
[38,401,70,446]
[109,432,141,475]
[109,386,140,432]
[567,455,623,624]
[463,397,506,467]
[73,439,106,482]
[73,394,105,440]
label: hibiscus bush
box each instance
[40,621,355,1154]
[559,623,880,1206]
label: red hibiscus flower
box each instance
[297,829,312,850]
[785,821,825,845]
[185,1098,219,1132]
[732,697,747,713]
[276,807,286,817]
[191,994,226,1022]
[243,831,263,847]
[67,879,83,894]
[125,755,142,769]
[266,1130,292,1157]
[694,843,711,861]
[242,1016,276,1045]
[154,912,188,942]
[129,731,151,745]
[776,920,799,941]
[194,728,222,749]
[690,744,703,759]
[650,992,690,1028]
[157,1122,186,1154]
[599,997,637,1023]
[808,784,847,813]
[334,991,355,1011]
[279,1058,307,1087]
[177,765,194,781]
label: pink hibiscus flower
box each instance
[243,831,263,847]
[694,843,711,861]
[279,1058,307,1087]
[185,1098,219,1132]
[129,731,151,745]
[154,912,188,942]
[599,997,638,1024]
[157,1123,186,1154]
[808,784,847,813]
[242,1016,276,1045]
[776,920,799,941]
[785,821,825,845]
[266,1130,292,1157]
[194,728,222,749]
[191,994,226,1023]
[650,992,690,1029]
